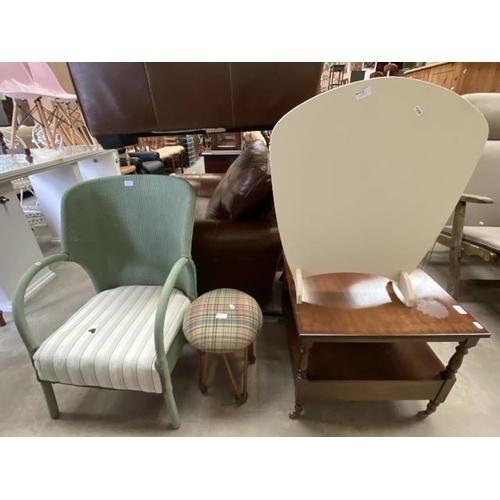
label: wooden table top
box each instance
[284,263,489,341]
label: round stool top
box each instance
[183,288,263,353]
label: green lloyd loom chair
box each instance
[13,175,196,429]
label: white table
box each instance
[0,146,120,312]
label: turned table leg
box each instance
[418,338,478,418]
[448,200,466,299]
[289,341,312,419]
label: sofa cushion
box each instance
[206,141,271,221]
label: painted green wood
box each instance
[154,257,189,367]
[40,381,60,419]
[12,252,70,354]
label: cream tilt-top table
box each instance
[0,146,120,312]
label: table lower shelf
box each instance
[287,320,449,402]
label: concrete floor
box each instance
[1,242,499,437]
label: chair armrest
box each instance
[130,151,160,162]
[172,173,224,198]
[12,253,70,354]
[153,257,191,372]
[460,194,494,204]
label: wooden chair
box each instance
[27,62,96,147]
[437,93,500,297]
[0,62,56,148]
[13,176,197,429]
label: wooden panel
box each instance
[201,151,240,173]
[460,63,500,94]
[298,380,445,401]
[406,62,500,94]
[284,262,490,339]
[270,78,488,292]
[450,63,465,93]
[433,67,455,89]
[287,322,445,380]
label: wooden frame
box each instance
[437,194,497,298]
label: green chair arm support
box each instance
[12,252,70,354]
[154,257,190,372]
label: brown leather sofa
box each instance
[67,62,324,147]
[173,141,281,308]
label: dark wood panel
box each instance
[284,261,489,339]
[201,151,240,173]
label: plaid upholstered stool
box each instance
[183,288,263,405]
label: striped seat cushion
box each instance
[33,286,190,394]
[183,288,263,353]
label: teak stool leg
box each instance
[248,343,256,364]
[198,351,209,394]
[222,353,241,400]
[238,346,249,406]
[221,349,250,406]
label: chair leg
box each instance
[10,101,19,146]
[40,381,60,419]
[161,370,180,429]
[163,389,180,430]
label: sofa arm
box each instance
[129,151,160,162]
[172,173,224,198]
[192,219,281,307]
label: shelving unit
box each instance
[176,135,198,169]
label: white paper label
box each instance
[414,105,423,116]
[355,86,372,100]
[453,305,467,315]
[124,180,134,187]
[215,313,228,319]
[473,321,484,329]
